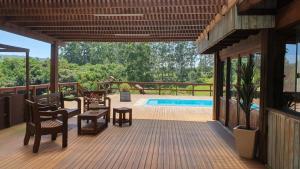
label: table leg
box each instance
[93,118,97,133]
[113,111,116,125]
[129,110,132,126]
[78,117,81,135]
[119,113,122,127]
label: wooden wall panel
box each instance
[198,5,275,54]
[219,97,226,125]
[268,109,300,169]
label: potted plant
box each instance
[119,83,131,102]
[234,55,258,159]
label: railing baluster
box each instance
[158,84,161,95]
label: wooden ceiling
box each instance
[0,0,226,42]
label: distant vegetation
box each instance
[0,42,214,90]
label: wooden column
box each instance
[213,52,222,120]
[50,42,59,93]
[225,58,231,126]
[259,29,285,163]
[25,51,30,99]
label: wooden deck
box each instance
[0,95,265,169]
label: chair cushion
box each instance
[41,120,62,128]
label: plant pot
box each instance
[233,125,258,159]
[120,91,131,102]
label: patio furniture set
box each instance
[24,91,132,153]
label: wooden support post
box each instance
[192,85,195,96]
[25,51,30,99]
[50,42,59,93]
[158,84,161,95]
[237,56,241,125]
[176,85,178,95]
[32,86,36,97]
[213,52,222,121]
[225,58,231,126]
[259,29,285,163]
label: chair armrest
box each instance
[40,109,68,122]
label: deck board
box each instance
[0,95,265,169]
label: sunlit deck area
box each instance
[0,95,264,169]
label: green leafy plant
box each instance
[119,83,131,92]
[235,55,258,130]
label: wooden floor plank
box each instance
[0,94,265,169]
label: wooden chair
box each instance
[24,100,68,153]
[33,92,81,118]
[83,91,111,121]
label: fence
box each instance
[0,82,81,96]
[98,81,213,96]
[0,81,214,96]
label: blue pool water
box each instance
[146,99,213,107]
[146,98,260,110]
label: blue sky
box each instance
[0,30,50,58]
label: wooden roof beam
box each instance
[238,0,263,12]
[276,0,300,29]
[0,0,226,8]
[0,17,59,43]
[17,20,209,27]
[0,43,29,53]
[238,0,277,15]
[6,14,216,23]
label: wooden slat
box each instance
[268,109,300,169]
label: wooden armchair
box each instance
[24,100,68,153]
[83,91,111,121]
[33,92,81,118]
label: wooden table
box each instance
[113,107,132,127]
[77,109,108,135]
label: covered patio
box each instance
[1,0,300,169]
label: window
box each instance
[230,58,238,99]
[221,60,227,97]
[283,44,297,92]
[283,33,300,112]
[253,52,261,110]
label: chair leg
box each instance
[33,134,41,153]
[62,130,68,148]
[24,124,31,145]
[51,133,57,141]
[62,121,68,148]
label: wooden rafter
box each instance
[0,0,226,42]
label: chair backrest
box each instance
[25,100,40,124]
[84,91,107,105]
[33,93,63,108]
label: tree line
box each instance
[0,42,214,90]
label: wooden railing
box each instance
[98,81,213,96]
[0,82,81,97]
[0,81,213,96]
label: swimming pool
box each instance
[145,98,260,109]
[145,99,213,107]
